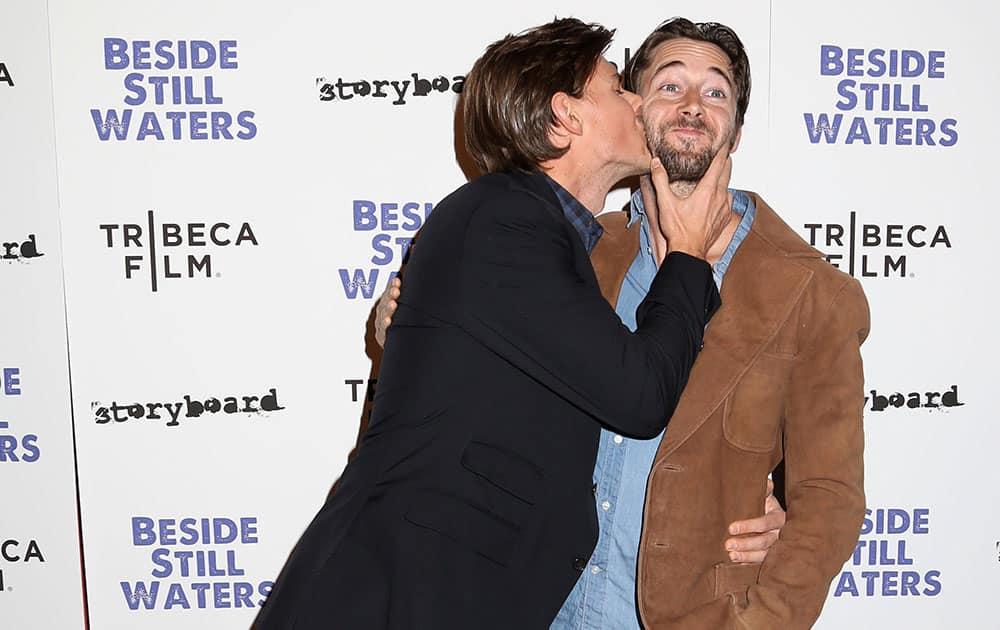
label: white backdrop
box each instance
[1,1,996,628]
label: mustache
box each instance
[663,117,710,133]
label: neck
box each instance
[643,178,740,266]
[542,159,621,215]
[669,181,697,198]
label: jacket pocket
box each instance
[404,490,521,566]
[461,440,544,505]
[713,561,762,600]
[723,352,793,453]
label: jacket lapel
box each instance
[652,196,822,462]
[593,211,640,309]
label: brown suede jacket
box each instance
[592,192,870,630]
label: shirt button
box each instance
[601,500,611,511]
[591,566,602,574]
[573,557,588,571]
[592,483,597,495]
[613,435,624,444]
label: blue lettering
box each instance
[219,41,238,69]
[803,113,842,143]
[354,201,377,230]
[867,49,887,77]
[339,268,378,299]
[153,41,174,70]
[123,73,146,105]
[121,581,159,610]
[136,111,164,141]
[132,40,151,70]
[20,435,39,462]
[924,570,942,595]
[236,111,256,140]
[927,51,945,78]
[3,368,20,395]
[91,109,132,141]
[835,79,857,110]
[939,119,958,146]
[240,517,258,544]
[834,571,859,597]
[151,548,172,578]
[132,517,156,545]
[164,582,191,609]
[371,233,393,265]
[104,38,129,70]
[820,44,843,75]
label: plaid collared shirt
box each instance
[543,174,604,254]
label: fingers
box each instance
[764,493,782,515]
[725,531,779,562]
[729,507,786,539]
[693,146,729,194]
[649,157,676,201]
[373,278,402,348]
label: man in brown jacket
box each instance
[377,18,868,629]
[590,18,868,629]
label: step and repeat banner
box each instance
[1,1,87,629]
[1,1,996,628]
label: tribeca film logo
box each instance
[1,368,41,464]
[805,46,957,146]
[92,38,256,141]
[866,385,964,413]
[121,516,272,611]
[92,387,284,428]
[316,71,464,105]
[803,211,951,278]
[0,61,13,87]
[339,199,432,299]
[0,537,46,594]
[833,507,941,597]
[1,234,44,263]
[100,210,259,291]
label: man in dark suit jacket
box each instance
[254,18,735,630]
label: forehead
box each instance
[591,57,619,82]
[645,38,732,81]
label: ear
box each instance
[548,91,584,150]
[729,126,743,154]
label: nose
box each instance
[625,89,643,113]
[678,91,704,118]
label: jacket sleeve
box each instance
[736,277,869,629]
[459,192,720,439]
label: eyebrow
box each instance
[649,60,734,91]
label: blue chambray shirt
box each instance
[551,188,756,630]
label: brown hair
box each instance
[463,18,614,174]
[624,17,751,129]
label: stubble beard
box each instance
[647,118,732,185]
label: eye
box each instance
[659,83,681,93]
[706,88,727,98]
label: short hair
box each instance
[624,17,751,129]
[463,18,614,174]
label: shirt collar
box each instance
[628,187,756,287]
[544,174,604,254]
[628,187,752,222]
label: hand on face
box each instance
[648,146,733,261]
